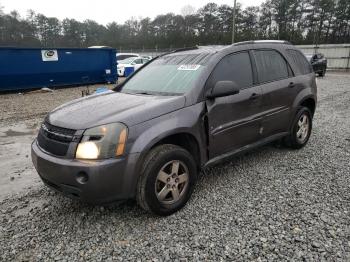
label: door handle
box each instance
[288,82,295,88]
[249,93,260,100]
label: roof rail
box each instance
[233,40,292,46]
[172,46,199,53]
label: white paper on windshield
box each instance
[177,64,201,71]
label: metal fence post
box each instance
[347,47,350,71]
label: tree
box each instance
[259,0,274,39]
[331,0,350,43]
[61,18,84,47]
[197,3,221,44]
[0,0,349,48]
[82,19,106,46]
[240,6,260,41]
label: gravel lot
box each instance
[0,73,350,261]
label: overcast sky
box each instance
[1,0,264,25]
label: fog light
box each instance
[76,172,89,184]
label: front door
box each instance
[206,51,263,159]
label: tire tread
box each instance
[136,144,194,215]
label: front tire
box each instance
[136,144,197,216]
[284,107,312,149]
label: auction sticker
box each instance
[178,64,201,71]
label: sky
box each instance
[0,0,264,25]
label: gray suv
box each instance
[32,41,317,216]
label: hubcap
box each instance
[155,160,189,205]
[296,114,310,143]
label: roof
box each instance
[168,40,293,55]
[158,40,294,64]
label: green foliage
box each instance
[0,0,349,48]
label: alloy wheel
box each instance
[296,114,310,144]
[155,160,189,205]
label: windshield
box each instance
[120,53,210,95]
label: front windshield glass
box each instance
[120,53,211,95]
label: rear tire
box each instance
[136,144,197,216]
[284,107,312,149]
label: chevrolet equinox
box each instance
[32,40,317,216]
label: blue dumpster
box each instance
[124,66,135,77]
[0,47,117,92]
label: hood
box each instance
[47,92,186,130]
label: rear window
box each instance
[287,49,312,75]
[253,50,290,83]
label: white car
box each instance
[116,53,140,61]
[117,57,150,77]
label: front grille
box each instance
[41,122,76,143]
[38,122,76,156]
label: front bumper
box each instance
[31,139,140,204]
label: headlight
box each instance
[76,123,128,160]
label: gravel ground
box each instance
[0,73,350,261]
[0,83,115,126]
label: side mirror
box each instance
[206,81,240,99]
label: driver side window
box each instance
[207,51,253,90]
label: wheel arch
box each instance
[130,130,203,197]
[150,132,202,169]
[299,96,316,117]
[134,129,203,170]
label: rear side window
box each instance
[208,52,253,89]
[253,50,290,83]
[287,49,312,75]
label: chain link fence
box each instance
[118,44,350,70]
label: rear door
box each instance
[206,51,263,158]
[252,49,297,137]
